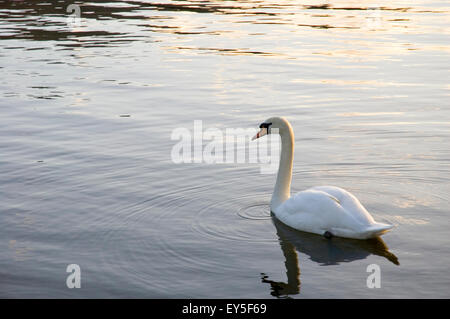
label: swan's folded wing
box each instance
[310,186,375,225]
[275,189,358,235]
[275,189,394,239]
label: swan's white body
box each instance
[253,117,393,240]
[275,185,393,239]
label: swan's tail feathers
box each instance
[361,223,394,239]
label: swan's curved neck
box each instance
[271,124,294,210]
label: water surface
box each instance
[1,0,449,298]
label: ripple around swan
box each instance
[191,193,277,243]
[237,202,272,220]
[93,183,277,295]
[95,185,208,293]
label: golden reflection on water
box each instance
[1,0,449,59]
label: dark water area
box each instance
[1,0,449,298]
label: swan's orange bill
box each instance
[252,127,267,141]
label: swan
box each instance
[252,116,393,240]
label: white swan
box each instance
[252,117,393,240]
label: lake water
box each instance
[1,0,449,298]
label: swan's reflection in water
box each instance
[262,216,399,298]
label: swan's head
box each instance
[252,116,293,141]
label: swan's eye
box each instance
[259,122,272,133]
[259,122,272,129]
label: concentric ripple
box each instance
[94,178,278,296]
[237,202,272,220]
[192,193,277,243]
